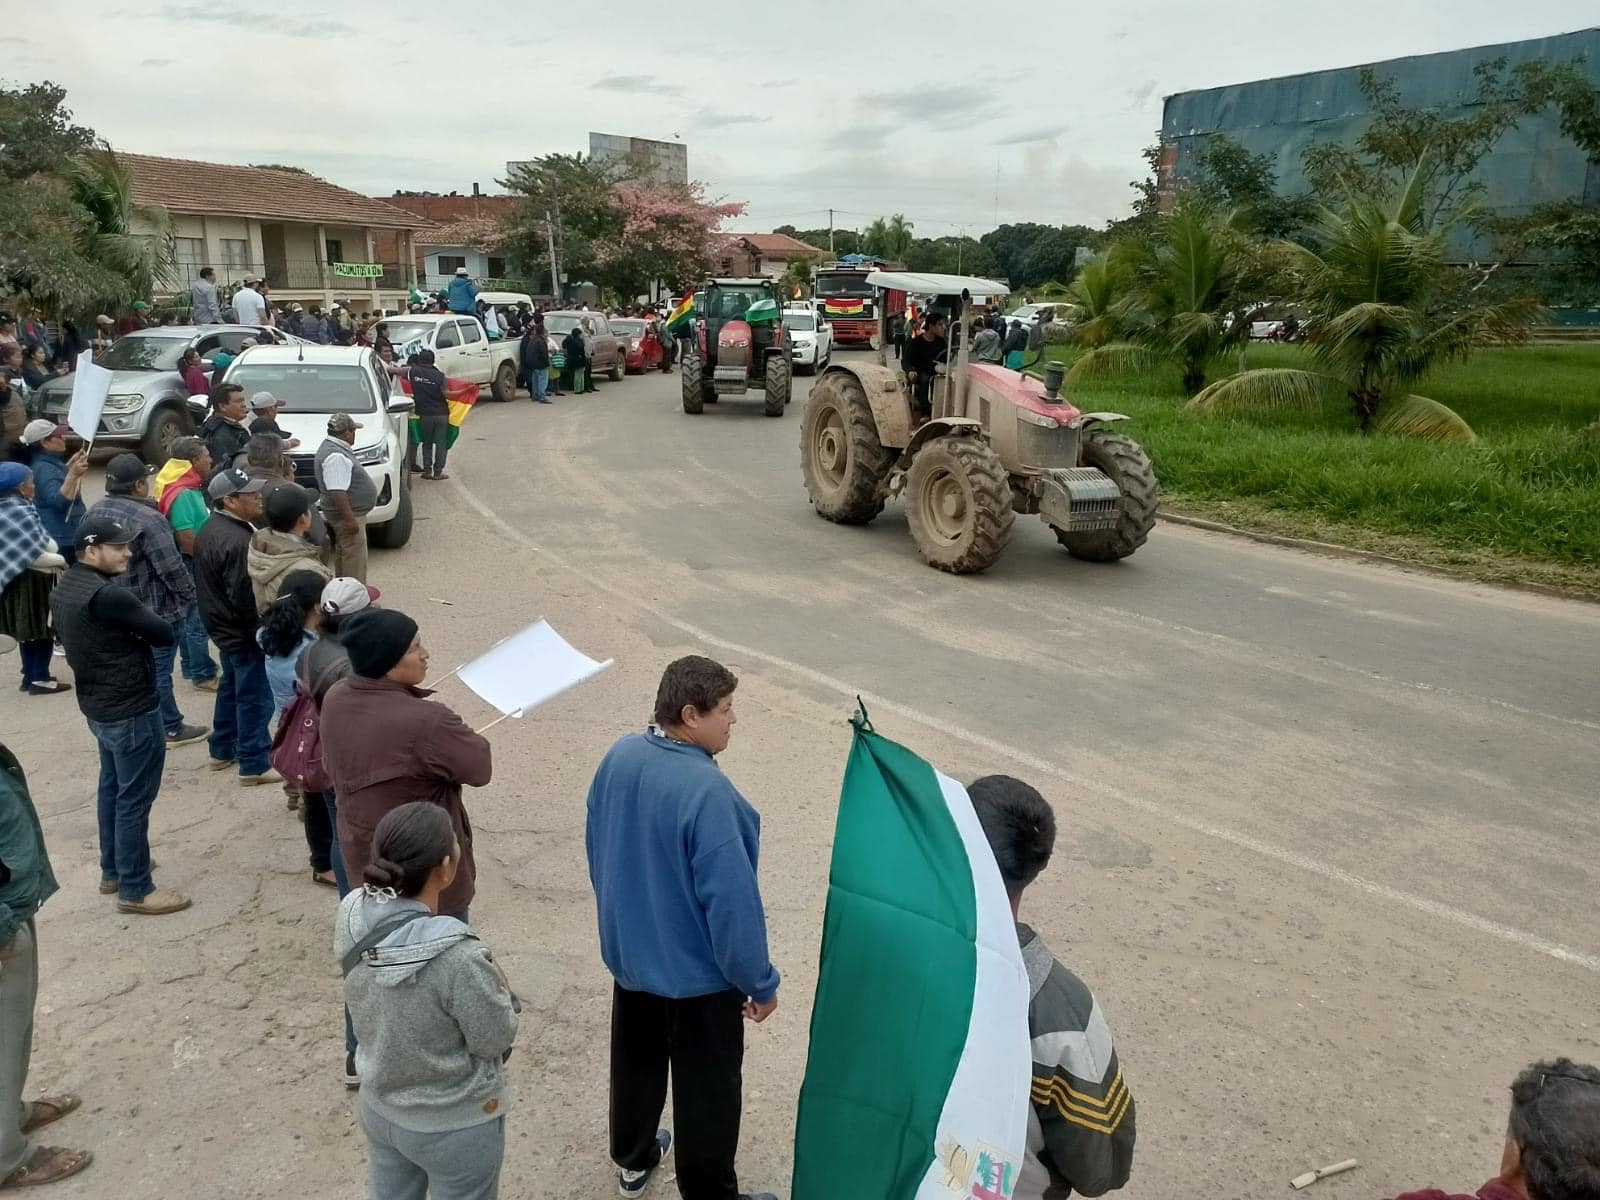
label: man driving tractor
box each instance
[901,309,948,419]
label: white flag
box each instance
[454,619,612,718]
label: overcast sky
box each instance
[8,2,1594,238]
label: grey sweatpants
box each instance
[0,920,39,1178]
[360,1102,504,1200]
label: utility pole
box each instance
[544,208,560,300]
[828,208,835,257]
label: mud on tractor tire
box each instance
[681,356,704,414]
[1054,430,1160,562]
[905,434,1014,574]
[764,354,790,417]
[800,372,892,524]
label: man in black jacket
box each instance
[193,468,279,787]
[520,318,552,404]
[200,383,252,473]
[50,517,192,916]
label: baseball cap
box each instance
[21,420,69,446]
[206,466,268,501]
[243,274,258,284]
[320,577,380,616]
[327,413,363,434]
[247,391,279,411]
[75,515,136,551]
[132,301,151,311]
[105,453,155,488]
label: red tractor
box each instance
[681,278,792,417]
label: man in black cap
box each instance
[86,455,208,750]
[193,468,279,787]
[313,413,375,582]
[50,516,192,916]
[901,310,949,419]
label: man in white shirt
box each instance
[232,277,267,326]
[312,413,376,582]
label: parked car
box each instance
[543,312,625,382]
[782,308,833,374]
[219,345,415,549]
[372,313,521,400]
[1003,302,1076,327]
[608,318,665,373]
[36,324,294,461]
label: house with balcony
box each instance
[376,191,533,294]
[120,153,435,313]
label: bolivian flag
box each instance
[665,293,696,333]
[792,708,1031,1200]
[402,375,479,447]
[824,298,865,316]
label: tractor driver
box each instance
[902,310,948,420]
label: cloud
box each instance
[139,57,174,68]
[826,123,896,152]
[593,74,685,98]
[1125,78,1159,110]
[866,88,1003,132]
[157,3,355,36]
[692,110,770,130]
[995,123,1072,146]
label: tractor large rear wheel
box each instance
[800,372,891,524]
[764,355,790,417]
[905,435,1014,574]
[681,356,704,414]
[1054,430,1160,562]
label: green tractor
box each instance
[681,277,793,417]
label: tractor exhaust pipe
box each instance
[1042,360,1065,403]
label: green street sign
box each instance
[331,261,383,278]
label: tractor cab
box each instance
[680,278,793,418]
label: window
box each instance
[436,254,466,275]
[193,335,222,364]
[588,317,610,335]
[220,238,250,274]
[486,256,506,278]
[174,237,205,281]
[436,323,460,349]
[325,238,344,264]
[214,331,254,354]
[457,319,483,344]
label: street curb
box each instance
[1156,511,1600,605]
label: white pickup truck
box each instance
[377,313,521,401]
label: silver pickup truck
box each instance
[35,324,295,460]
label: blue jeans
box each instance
[529,367,549,402]
[151,620,193,736]
[178,561,217,683]
[85,708,166,902]
[209,645,274,775]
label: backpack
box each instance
[269,682,330,792]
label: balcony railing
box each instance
[421,273,541,295]
[261,260,414,291]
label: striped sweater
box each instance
[1015,924,1136,1199]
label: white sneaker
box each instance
[618,1129,671,1196]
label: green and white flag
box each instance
[793,709,1031,1200]
[744,298,780,324]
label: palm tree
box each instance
[1063,253,1128,349]
[1187,157,1540,442]
[864,213,914,262]
[64,144,176,303]
[1066,202,1250,393]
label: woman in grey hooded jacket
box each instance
[335,802,519,1199]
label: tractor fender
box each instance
[1073,411,1132,427]
[819,361,913,449]
[895,418,984,470]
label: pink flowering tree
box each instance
[593,182,746,300]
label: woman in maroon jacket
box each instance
[318,609,491,922]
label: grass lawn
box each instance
[1040,342,1600,590]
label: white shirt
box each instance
[318,439,354,491]
[233,286,266,325]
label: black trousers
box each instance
[610,984,744,1200]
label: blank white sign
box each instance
[455,619,613,717]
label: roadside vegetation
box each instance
[1043,341,1600,587]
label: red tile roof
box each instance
[731,232,829,258]
[118,153,433,230]
[380,194,518,224]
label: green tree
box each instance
[781,256,817,299]
[863,213,914,261]
[0,81,93,181]
[65,146,175,302]
[773,226,859,257]
[1188,159,1541,442]
[499,153,622,291]
[1062,253,1129,348]
[1189,134,1316,239]
[904,236,998,277]
[1072,201,1252,395]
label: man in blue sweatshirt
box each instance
[586,655,779,1200]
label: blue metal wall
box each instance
[1160,28,1600,258]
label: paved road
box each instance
[13,354,1595,1199]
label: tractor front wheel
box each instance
[764,355,790,417]
[799,371,891,524]
[905,435,1014,574]
[1054,430,1160,562]
[681,356,704,414]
